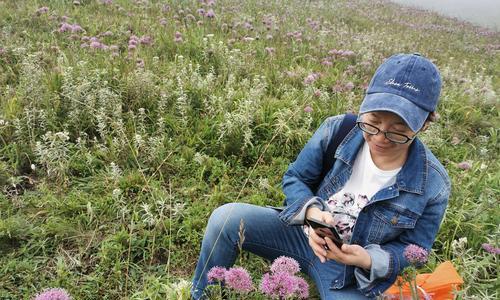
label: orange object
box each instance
[384,261,464,299]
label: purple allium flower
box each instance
[34,288,71,300]
[90,41,103,49]
[100,0,113,4]
[265,47,275,55]
[174,31,183,43]
[136,59,145,68]
[36,7,49,15]
[205,9,216,18]
[70,24,84,33]
[457,161,472,170]
[58,22,73,33]
[404,244,428,266]
[197,8,206,16]
[162,4,170,13]
[313,90,321,97]
[224,267,253,293]
[260,272,298,299]
[303,73,320,85]
[243,22,253,30]
[100,31,113,37]
[140,35,152,45]
[344,81,355,91]
[207,266,227,283]
[482,243,500,255]
[304,106,313,113]
[270,256,300,275]
[321,60,333,66]
[159,18,167,26]
[294,276,310,299]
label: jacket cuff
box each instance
[279,197,326,225]
[354,244,390,290]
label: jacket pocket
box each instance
[367,204,418,244]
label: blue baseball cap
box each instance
[359,53,442,132]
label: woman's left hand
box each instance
[324,237,372,270]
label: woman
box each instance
[191,53,450,299]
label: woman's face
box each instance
[360,111,416,160]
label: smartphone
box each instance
[305,217,344,249]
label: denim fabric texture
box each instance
[280,114,450,297]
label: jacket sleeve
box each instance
[278,115,344,225]
[357,182,450,298]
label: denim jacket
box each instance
[279,114,450,298]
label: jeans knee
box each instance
[206,203,240,239]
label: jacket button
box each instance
[391,216,398,225]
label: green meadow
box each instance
[0,0,498,299]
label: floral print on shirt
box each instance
[327,192,369,242]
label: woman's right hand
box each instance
[305,207,335,263]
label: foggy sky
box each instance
[391,0,500,30]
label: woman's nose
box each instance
[373,131,391,143]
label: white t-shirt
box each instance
[325,141,401,243]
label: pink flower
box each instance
[345,81,355,91]
[207,266,227,283]
[34,288,71,300]
[159,18,167,26]
[265,47,275,55]
[243,22,253,30]
[321,60,333,66]
[36,7,49,15]
[205,9,215,18]
[136,59,145,68]
[270,256,300,275]
[71,24,85,32]
[304,106,313,113]
[161,4,170,13]
[482,243,500,255]
[457,161,472,170]
[58,22,73,33]
[403,244,428,266]
[139,35,152,45]
[90,41,103,49]
[314,90,322,97]
[294,276,309,299]
[303,73,320,85]
[174,31,183,43]
[260,272,299,299]
[100,0,113,4]
[197,8,206,16]
[224,267,253,293]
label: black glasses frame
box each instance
[356,122,416,144]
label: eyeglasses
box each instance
[356,122,416,144]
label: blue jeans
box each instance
[191,203,369,299]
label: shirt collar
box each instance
[336,127,427,194]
